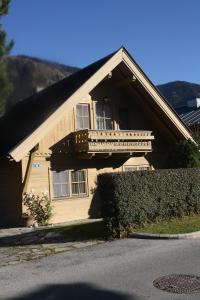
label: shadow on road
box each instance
[0,222,105,247]
[9,283,137,300]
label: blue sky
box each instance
[3,0,200,85]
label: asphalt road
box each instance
[0,238,200,300]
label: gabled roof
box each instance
[0,51,116,157]
[0,47,193,161]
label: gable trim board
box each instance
[121,49,191,139]
[8,47,193,162]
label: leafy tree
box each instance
[191,126,200,148]
[166,139,200,168]
[0,0,13,116]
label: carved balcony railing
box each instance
[73,129,154,157]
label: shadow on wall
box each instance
[48,134,128,172]
[48,137,128,219]
[0,159,22,227]
[10,283,135,300]
[88,181,102,219]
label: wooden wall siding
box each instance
[0,159,22,226]
[38,107,74,154]
[37,72,176,161]
[22,156,50,194]
[38,95,92,154]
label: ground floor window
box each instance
[52,170,70,198]
[124,165,150,172]
[52,169,87,198]
[71,170,86,195]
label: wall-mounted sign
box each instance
[33,162,40,168]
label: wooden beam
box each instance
[77,153,95,159]
[22,146,37,194]
[116,75,136,89]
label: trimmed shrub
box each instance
[98,169,200,238]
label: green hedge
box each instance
[98,169,200,238]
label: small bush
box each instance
[98,169,200,238]
[23,192,53,225]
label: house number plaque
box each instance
[33,163,40,168]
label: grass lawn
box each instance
[37,220,105,240]
[136,215,200,234]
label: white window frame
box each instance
[52,170,70,198]
[71,170,87,196]
[123,165,150,172]
[76,103,91,130]
[95,101,113,130]
[52,169,88,199]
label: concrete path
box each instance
[0,238,200,299]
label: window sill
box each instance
[52,194,89,201]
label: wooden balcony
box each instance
[73,129,154,158]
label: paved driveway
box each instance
[0,238,200,299]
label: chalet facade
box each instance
[0,47,193,226]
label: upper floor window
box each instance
[96,102,112,130]
[76,104,90,130]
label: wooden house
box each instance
[0,47,193,226]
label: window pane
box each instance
[105,118,112,130]
[77,117,81,130]
[138,166,149,170]
[71,170,79,182]
[61,183,68,196]
[79,182,86,194]
[72,183,79,195]
[124,167,137,172]
[96,118,102,130]
[83,105,89,115]
[53,184,62,198]
[53,171,60,184]
[96,103,103,117]
[83,116,89,129]
[78,170,85,181]
[105,105,111,118]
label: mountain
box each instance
[157,81,200,112]
[4,55,79,111]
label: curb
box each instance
[129,231,200,240]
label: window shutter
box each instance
[76,104,90,130]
